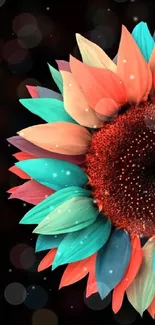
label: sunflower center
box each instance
[86,101,155,237]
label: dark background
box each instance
[1,0,155,324]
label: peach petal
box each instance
[18,122,91,155]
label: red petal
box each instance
[70,55,127,109]
[38,248,57,272]
[13,152,36,161]
[148,296,155,319]
[9,166,30,179]
[9,179,54,205]
[59,254,96,289]
[117,26,152,104]
[112,235,143,314]
[26,85,39,98]
[86,256,98,298]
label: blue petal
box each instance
[96,229,131,299]
[19,98,75,123]
[16,158,88,191]
[35,234,65,252]
[37,86,63,100]
[132,22,154,62]
[52,215,111,269]
[48,63,63,93]
[20,186,92,225]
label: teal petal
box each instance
[16,158,88,191]
[153,251,155,274]
[20,186,92,225]
[19,98,75,123]
[52,215,111,269]
[35,234,65,252]
[96,229,131,300]
[132,22,154,62]
[48,63,63,93]
[33,196,99,235]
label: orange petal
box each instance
[9,165,30,179]
[13,152,36,161]
[70,55,127,108]
[38,248,57,272]
[95,98,119,117]
[117,25,152,103]
[76,33,117,72]
[18,122,91,155]
[26,85,39,98]
[149,46,155,73]
[112,235,143,314]
[59,255,95,289]
[86,255,98,298]
[148,296,155,319]
[61,70,103,128]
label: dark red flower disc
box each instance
[86,101,155,237]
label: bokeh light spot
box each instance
[32,309,58,325]
[2,40,28,64]
[4,282,27,305]
[84,289,111,311]
[24,285,48,309]
[10,243,36,270]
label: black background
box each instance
[1,0,155,324]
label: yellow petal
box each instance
[76,33,117,72]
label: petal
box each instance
[35,234,65,252]
[13,152,36,161]
[59,254,96,289]
[112,235,143,314]
[26,85,39,98]
[70,56,127,108]
[132,22,154,62]
[86,263,98,298]
[117,25,152,103]
[48,63,63,93]
[17,122,91,155]
[96,229,131,300]
[33,196,99,235]
[76,33,117,72]
[126,237,155,316]
[7,186,19,194]
[20,186,91,225]
[9,180,54,205]
[56,60,71,72]
[19,98,75,123]
[38,248,57,272]
[9,165,30,179]
[61,70,103,128]
[52,215,111,268]
[148,296,155,319]
[7,136,85,165]
[37,86,63,100]
[16,158,88,191]
[149,46,155,73]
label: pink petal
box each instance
[17,122,91,155]
[7,186,20,194]
[8,179,54,205]
[70,55,127,109]
[117,25,152,103]
[26,85,39,98]
[7,136,85,165]
[56,60,71,72]
[9,166,30,179]
[61,70,103,128]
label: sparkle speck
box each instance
[53,173,57,178]
[66,170,71,175]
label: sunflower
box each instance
[8,21,155,317]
